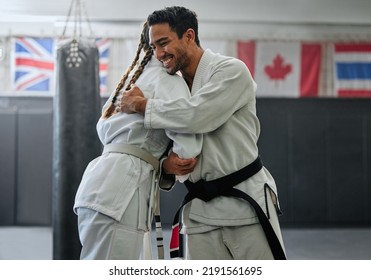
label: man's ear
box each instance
[185,28,195,42]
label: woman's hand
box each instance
[163,151,198,176]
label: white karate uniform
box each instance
[144,49,285,259]
[73,57,202,259]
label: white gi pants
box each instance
[185,191,286,260]
[77,190,147,260]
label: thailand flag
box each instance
[333,43,371,97]
[96,38,112,95]
[12,37,55,92]
[238,41,321,98]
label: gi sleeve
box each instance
[154,72,203,185]
[145,58,256,134]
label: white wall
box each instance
[0,0,371,39]
[1,0,371,94]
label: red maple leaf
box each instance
[264,54,292,80]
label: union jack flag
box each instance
[96,38,112,94]
[12,37,112,95]
[12,37,55,92]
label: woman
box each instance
[73,22,202,260]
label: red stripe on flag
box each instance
[335,44,371,52]
[16,58,54,71]
[96,38,111,48]
[16,73,47,90]
[99,64,108,71]
[237,41,255,77]
[18,38,43,57]
[300,44,321,97]
[338,89,371,98]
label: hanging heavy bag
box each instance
[52,37,101,260]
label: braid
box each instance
[101,41,145,119]
[126,48,153,90]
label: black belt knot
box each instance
[170,155,287,260]
[184,155,263,201]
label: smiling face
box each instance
[149,23,191,75]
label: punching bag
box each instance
[52,38,101,259]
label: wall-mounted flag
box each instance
[96,38,112,95]
[333,43,371,98]
[12,37,55,92]
[238,41,321,98]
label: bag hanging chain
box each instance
[60,0,94,68]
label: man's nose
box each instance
[155,47,164,60]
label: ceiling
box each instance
[1,0,371,38]
[1,0,371,24]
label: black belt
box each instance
[170,156,286,260]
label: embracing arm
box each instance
[157,152,198,190]
[121,59,255,134]
[120,75,202,184]
[120,85,147,115]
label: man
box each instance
[120,6,286,260]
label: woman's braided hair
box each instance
[102,22,153,119]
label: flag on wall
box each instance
[238,41,321,98]
[12,37,55,92]
[96,38,112,94]
[12,37,111,94]
[333,43,371,97]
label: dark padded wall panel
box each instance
[328,113,364,223]
[1,97,371,227]
[291,113,327,224]
[0,109,17,225]
[257,98,371,226]
[16,109,53,225]
[363,114,371,221]
[366,113,371,221]
[257,103,290,223]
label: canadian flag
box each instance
[238,41,322,97]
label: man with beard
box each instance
[119,6,286,260]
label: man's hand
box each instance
[120,85,147,115]
[163,151,198,176]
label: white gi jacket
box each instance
[144,49,280,234]
[73,58,202,231]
